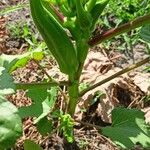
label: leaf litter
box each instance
[1,0,150,149]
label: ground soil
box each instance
[0,1,150,150]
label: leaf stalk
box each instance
[88,14,150,46]
[80,57,150,96]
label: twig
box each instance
[88,14,150,46]
[80,57,150,96]
[74,120,117,147]
[74,120,102,130]
[127,96,145,108]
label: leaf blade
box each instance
[102,108,150,149]
[0,96,22,149]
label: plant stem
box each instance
[15,81,68,90]
[67,62,84,116]
[67,80,79,117]
[80,57,150,96]
[67,40,90,116]
[88,14,150,46]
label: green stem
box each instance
[86,0,96,12]
[0,3,29,16]
[67,80,79,117]
[80,57,150,96]
[67,39,90,116]
[67,61,85,116]
[15,81,68,90]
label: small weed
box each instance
[78,140,89,149]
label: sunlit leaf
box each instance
[102,107,150,149]
[34,87,58,123]
[0,49,44,73]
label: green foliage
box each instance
[18,87,48,118]
[1,0,150,149]
[24,139,43,150]
[143,95,150,104]
[79,82,90,92]
[140,24,150,43]
[36,117,53,136]
[90,0,110,29]
[59,114,74,143]
[0,3,29,16]
[7,23,22,37]
[78,140,89,149]
[0,95,22,149]
[0,49,44,73]
[0,67,16,95]
[33,87,58,123]
[108,0,150,23]
[30,0,79,76]
[19,86,58,119]
[21,23,39,46]
[75,0,92,31]
[100,0,150,54]
[7,21,48,52]
[51,110,74,142]
[102,107,150,149]
[18,86,57,136]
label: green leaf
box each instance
[19,87,58,120]
[140,24,150,43]
[0,49,44,73]
[27,86,48,103]
[0,96,22,149]
[0,67,16,95]
[79,82,90,92]
[51,109,63,118]
[18,87,48,118]
[60,114,74,143]
[90,0,110,29]
[102,107,150,149]
[36,117,53,136]
[0,44,44,96]
[0,3,29,16]
[24,139,43,150]
[34,87,58,123]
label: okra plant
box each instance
[29,0,112,117]
[0,0,150,149]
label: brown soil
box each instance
[1,1,150,150]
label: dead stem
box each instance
[75,120,102,130]
[74,120,117,148]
